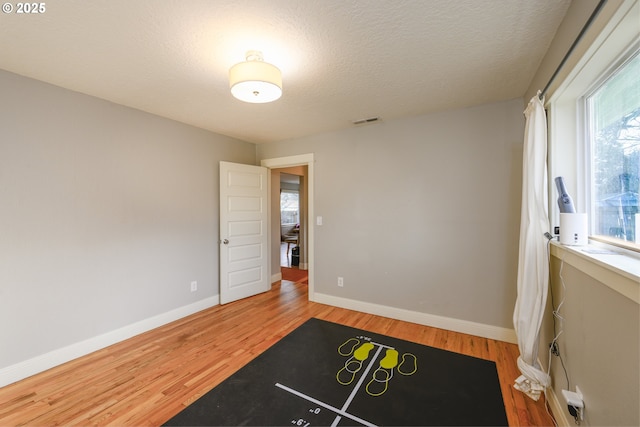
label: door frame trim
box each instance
[261,154,315,301]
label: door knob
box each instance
[222,239,229,245]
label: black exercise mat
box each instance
[164,318,508,426]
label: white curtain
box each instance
[513,93,551,401]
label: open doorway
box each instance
[261,153,315,300]
[276,167,308,285]
[279,173,300,268]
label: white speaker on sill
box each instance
[559,213,588,246]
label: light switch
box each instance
[316,216,323,226]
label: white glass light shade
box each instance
[229,59,282,103]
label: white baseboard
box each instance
[546,386,570,426]
[271,272,282,283]
[312,293,517,343]
[0,296,219,388]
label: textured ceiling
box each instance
[0,0,571,143]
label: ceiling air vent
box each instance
[352,116,379,125]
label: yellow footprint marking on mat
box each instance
[366,350,417,397]
[353,342,374,361]
[337,338,361,356]
[336,342,374,385]
[365,348,397,396]
[379,349,398,369]
[398,352,417,375]
[366,367,392,396]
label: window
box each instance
[280,190,299,225]
[586,50,640,245]
[548,0,639,253]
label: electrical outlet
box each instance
[563,387,584,421]
[190,281,197,292]
[337,277,344,287]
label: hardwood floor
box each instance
[0,279,555,426]
[281,267,308,284]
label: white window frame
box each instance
[548,0,640,253]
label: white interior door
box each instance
[219,161,269,304]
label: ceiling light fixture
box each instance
[229,50,282,103]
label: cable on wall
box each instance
[543,233,572,426]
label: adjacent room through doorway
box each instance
[277,168,308,286]
[262,153,315,299]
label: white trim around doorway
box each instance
[261,154,315,301]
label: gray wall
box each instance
[258,98,524,329]
[0,70,255,369]
[542,255,639,426]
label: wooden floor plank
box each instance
[0,279,555,426]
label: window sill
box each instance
[550,240,640,304]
